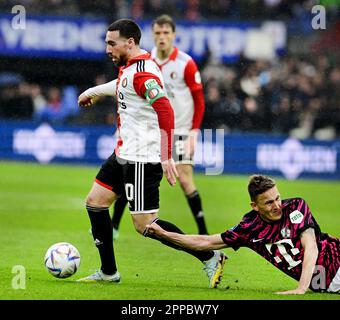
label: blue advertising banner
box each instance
[0,14,286,62]
[0,14,107,59]
[138,20,287,63]
[0,121,339,181]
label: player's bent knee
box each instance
[178,176,190,189]
[178,177,195,194]
[134,224,144,235]
[85,193,111,208]
[132,220,146,235]
[132,214,158,235]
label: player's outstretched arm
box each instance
[78,79,117,107]
[276,228,318,295]
[145,222,227,251]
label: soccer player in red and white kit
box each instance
[146,175,340,294]
[77,19,226,287]
[109,14,209,239]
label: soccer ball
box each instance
[44,242,81,278]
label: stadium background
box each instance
[1,0,340,180]
[0,0,340,301]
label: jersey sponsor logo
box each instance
[289,210,304,224]
[122,77,127,87]
[252,238,265,243]
[194,71,201,84]
[265,239,302,270]
[117,90,127,109]
[144,78,158,89]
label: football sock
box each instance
[144,219,214,262]
[86,205,117,275]
[187,191,209,235]
[111,195,128,230]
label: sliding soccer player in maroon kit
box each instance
[146,174,340,294]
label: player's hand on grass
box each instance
[276,288,306,295]
[78,92,97,107]
[161,158,178,186]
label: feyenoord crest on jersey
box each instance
[170,71,177,79]
[122,77,128,87]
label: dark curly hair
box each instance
[107,19,141,45]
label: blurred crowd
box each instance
[1,52,340,140]
[1,0,337,21]
[201,53,340,140]
[0,74,116,126]
[1,0,340,139]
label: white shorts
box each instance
[327,267,340,293]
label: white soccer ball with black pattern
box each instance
[44,242,81,278]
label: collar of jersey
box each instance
[152,47,179,68]
[125,52,151,68]
[168,47,179,61]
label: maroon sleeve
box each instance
[220,221,248,251]
[291,198,321,236]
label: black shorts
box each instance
[95,153,163,214]
[173,134,194,165]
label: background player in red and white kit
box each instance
[146,174,340,294]
[77,19,226,287]
[110,14,209,238]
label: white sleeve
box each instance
[83,79,117,97]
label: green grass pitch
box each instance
[0,161,339,300]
